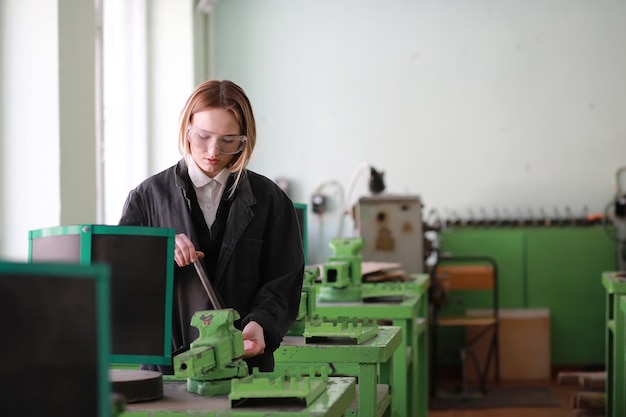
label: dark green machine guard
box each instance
[174,308,248,395]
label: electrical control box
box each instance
[355,195,425,274]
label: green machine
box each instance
[318,237,424,302]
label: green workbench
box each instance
[120,376,356,417]
[603,271,626,417]
[315,276,429,417]
[276,325,401,417]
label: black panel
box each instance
[0,274,98,416]
[92,234,167,356]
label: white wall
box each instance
[1,0,100,261]
[0,0,61,260]
[2,1,626,264]
[211,0,626,263]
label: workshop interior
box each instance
[2,1,626,417]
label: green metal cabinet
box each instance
[527,227,615,364]
[439,225,616,366]
[439,228,527,307]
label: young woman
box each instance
[119,79,304,373]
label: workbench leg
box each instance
[392,319,410,417]
[606,291,613,417]
[416,318,428,417]
[611,293,626,417]
[606,292,624,417]
[407,319,418,417]
[357,363,378,417]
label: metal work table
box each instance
[276,326,402,417]
[605,271,626,417]
[120,376,356,417]
[315,276,429,417]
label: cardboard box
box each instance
[466,308,551,382]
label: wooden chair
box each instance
[431,255,499,397]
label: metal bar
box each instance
[193,258,222,309]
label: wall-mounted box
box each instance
[355,195,424,274]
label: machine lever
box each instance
[193,258,223,310]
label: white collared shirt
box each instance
[186,156,231,228]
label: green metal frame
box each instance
[28,224,175,366]
[0,261,111,417]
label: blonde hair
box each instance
[178,80,257,196]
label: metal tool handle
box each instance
[192,258,222,310]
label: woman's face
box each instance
[188,108,241,178]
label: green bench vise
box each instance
[173,308,248,396]
[318,236,424,303]
[318,237,364,302]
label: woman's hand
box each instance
[241,321,266,358]
[174,233,204,267]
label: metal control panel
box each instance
[356,195,425,274]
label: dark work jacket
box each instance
[119,159,304,373]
